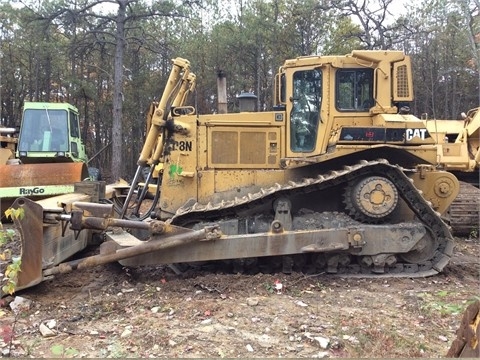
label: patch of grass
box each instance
[417,291,465,316]
[0,226,15,247]
[263,282,274,294]
[469,226,479,239]
[1,208,24,295]
[51,344,79,357]
[104,341,128,358]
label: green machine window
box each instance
[70,110,79,138]
[336,69,374,111]
[19,109,69,152]
[290,69,322,152]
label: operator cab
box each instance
[275,51,413,158]
[17,102,87,164]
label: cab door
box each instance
[286,68,323,157]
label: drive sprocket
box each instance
[343,175,399,223]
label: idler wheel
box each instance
[399,230,438,264]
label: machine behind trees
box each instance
[5,51,480,294]
[0,102,90,216]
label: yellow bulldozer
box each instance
[3,50,480,296]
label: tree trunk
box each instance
[111,0,127,181]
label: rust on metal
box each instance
[72,201,115,218]
[114,222,424,268]
[43,225,221,276]
[0,162,89,187]
[447,300,480,357]
[11,197,45,290]
[68,208,166,234]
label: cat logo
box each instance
[405,128,428,141]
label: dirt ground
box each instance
[0,236,479,358]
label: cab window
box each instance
[19,109,69,152]
[70,110,79,138]
[290,69,322,152]
[336,69,374,111]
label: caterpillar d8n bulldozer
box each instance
[6,51,480,294]
[0,102,90,216]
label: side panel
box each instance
[158,120,198,215]
[207,126,281,169]
[197,169,286,205]
[160,112,289,212]
[197,170,215,204]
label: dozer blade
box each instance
[6,190,219,294]
[10,197,44,290]
[7,193,93,293]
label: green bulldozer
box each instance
[0,102,91,215]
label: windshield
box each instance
[18,109,69,152]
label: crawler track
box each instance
[449,182,480,236]
[171,159,454,278]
